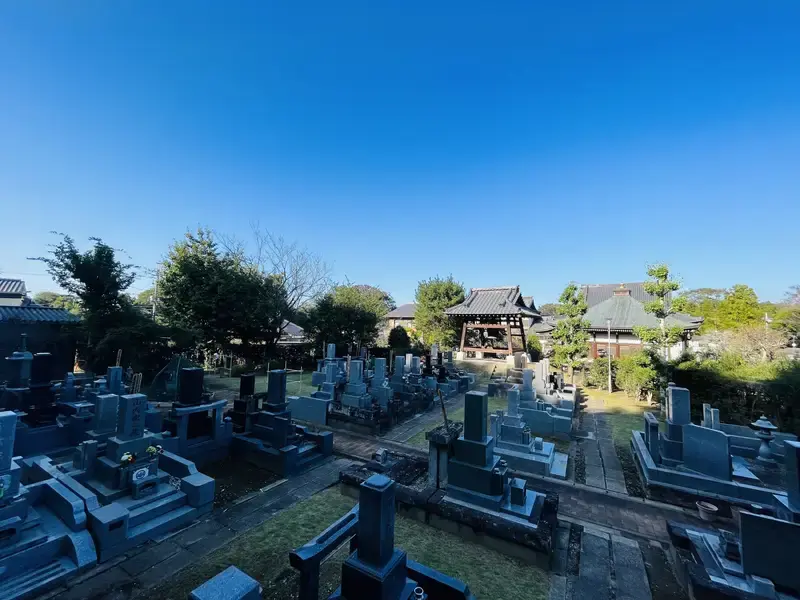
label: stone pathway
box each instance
[550,526,654,600]
[580,395,628,494]
[38,457,354,600]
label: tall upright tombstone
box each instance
[107,366,124,396]
[661,386,691,463]
[338,474,418,600]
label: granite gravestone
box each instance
[339,474,417,600]
[464,391,488,443]
[786,440,799,511]
[667,387,691,425]
[107,366,124,396]
[683,424,731,481]
[93,393,120,434]
[116,394,147,440]
[644,412,660,461]
[739,510,800,592]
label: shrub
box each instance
[388,326,411,349]
[587,358,614,389]
[615,350,664,402]
[526,336,543,362]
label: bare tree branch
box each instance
[214,223,332,315]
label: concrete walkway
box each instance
[580,395,628,494]
[38,457,354,600]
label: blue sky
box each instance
[1,2,798,305]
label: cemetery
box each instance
[666,441,800,599]
[2,329,798,600]
[632,384,798,508]
[288,344,475,435]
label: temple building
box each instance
[583,284,703,359]
[446,286,541,359]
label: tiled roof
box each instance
[584,294,701,332]
[0,278,26,296]
[580,282,672,308]
[385,303,417,319]
[0,305,81,324]
[281,320,305,337]
[446,286,539,317]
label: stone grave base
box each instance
[339,466,558,569]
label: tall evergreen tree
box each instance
[633,264,685,360]
[551,283,589,382]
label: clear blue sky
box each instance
[1,2,798,305]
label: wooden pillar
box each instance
[519,317,527,354]
[459,322,468,352]
[506,320,513,355]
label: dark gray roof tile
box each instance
[446,286,538,317]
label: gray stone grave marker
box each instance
[667,386,691,425]
[93,394,120,433]
[0,410,17,472]
[117,394,147,440]
[683,424,731,480]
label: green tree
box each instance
[30,234,182,373]
[302,284,388,350]
[31,235,138,340]
[33,291,82,315]
[678,288,724,332]
[526,335,543,361]
[615,350,663,402]
[633,264,685,360]
[537,303,560,316]
[414,276,466,348]
[551,283,589,381]
[159,229,288,358]
[388,325,411,349]
[717,284,761,330]
[133,288,155,305]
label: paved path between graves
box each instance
[37,457,356,600]
[378,391,467,443]
[580,394,628,494]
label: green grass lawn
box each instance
[205,370,318,398]
[146,486,549,600]
[581,387,662,447]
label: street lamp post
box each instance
[606,318,612,393]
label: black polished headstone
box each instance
[178,368,205,406]
[266,370,287,410]
[30,353,55,385]
[239,373,256,397]
[463,391,488,442]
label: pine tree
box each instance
[551,283,590,382]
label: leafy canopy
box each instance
[158,229,288,357]
[388,325,411,349]
[414,276,465,348]
[33,291,81,315]
[302,284,391,350]
[633,263,685,359]
[551,283,589,374]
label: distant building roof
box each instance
[584,289,702,333]
[0,305,81,324]
[0,278,26,297]
[281,320,305,337]
[385,303,417,319]
[446,286,539,317]
[580,282,671,308]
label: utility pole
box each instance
[152,270,159,320]
[606,318,612,394]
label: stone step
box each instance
[127,490,188,528]
[115,480,175,513]
[0,557,73,600]
[126,504,197,543]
